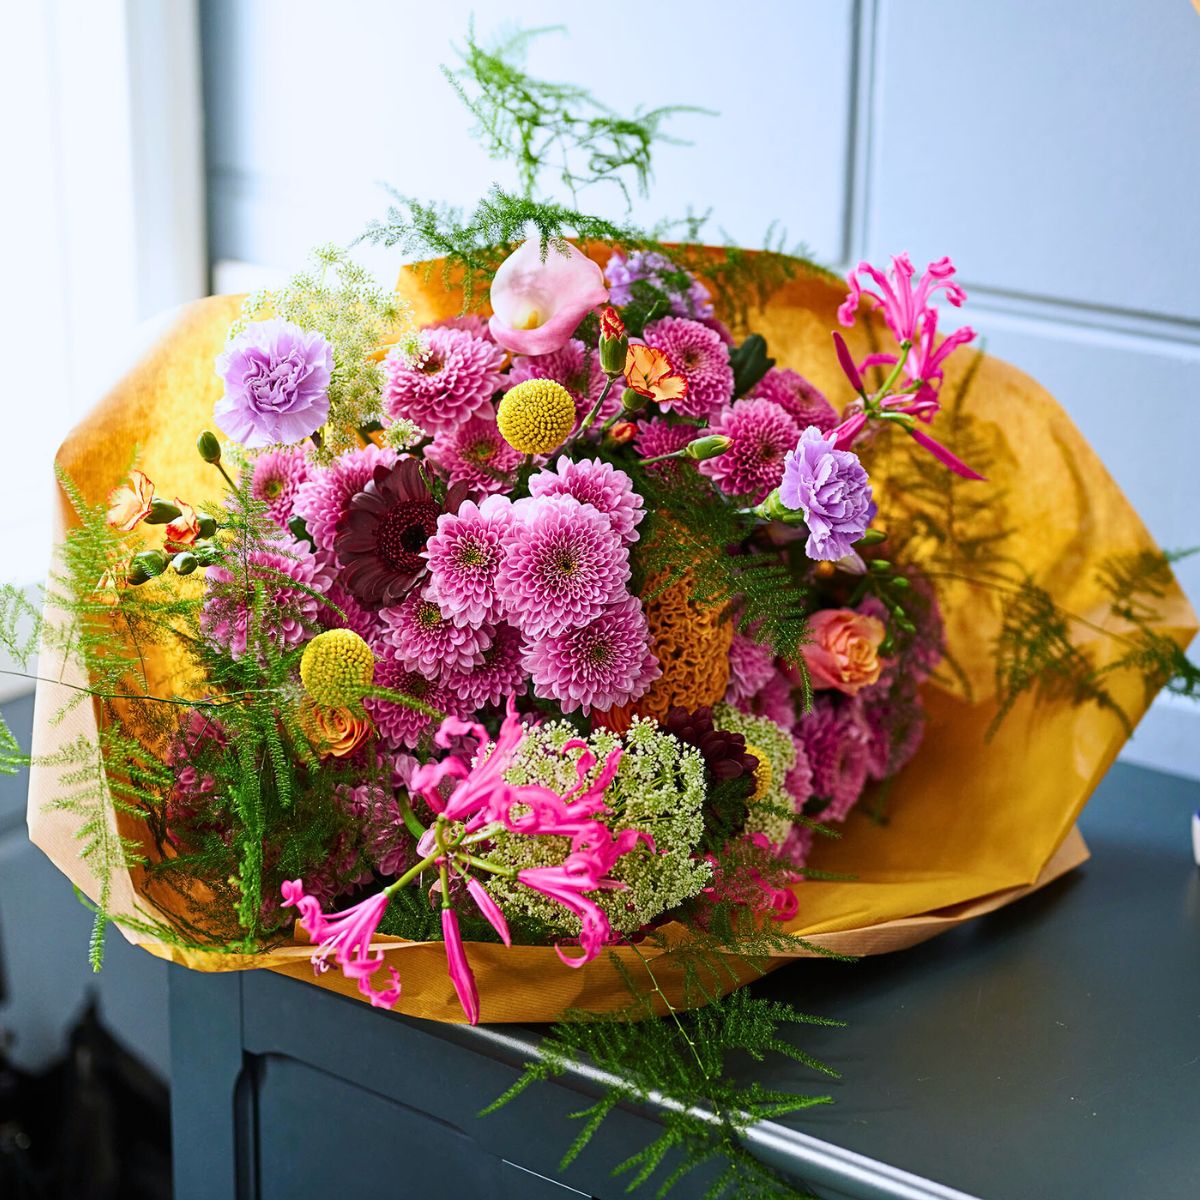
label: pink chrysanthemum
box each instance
[724,633,776,706]
[354,783,420,877]
[365,651,458,750]
[633,419,696,480]
[785,734,814,809]
[424,495,514,628]
[428,313,493,341]
[795,696,871,823]
[642,317,734,419]
[522,595,660,714]
[201,538,333,658]
[383,328,505,434]
[380,588,493,679]
[507,338,615,425]
[497,495,631,639]
[441,621,528,710]
[528,457,645,545]
[732,668,796,728]
[752,368,839,433]
[294,444,397,555]
[249,446,310,529]
[316,577,380,643]
[699,398,800,503]
[424,408,524,494]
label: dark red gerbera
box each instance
[334,458,468,608]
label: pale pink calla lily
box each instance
[489,239,609,356]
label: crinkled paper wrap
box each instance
[26,255,1197,1023]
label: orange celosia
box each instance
[301,699,374,758]
[164,498,201,550]
[624,344,688,405]
[594,571,733,733]
[106,470,155,532]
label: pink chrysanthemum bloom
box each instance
[642,316,735,419]
[724,633,777,707]
[201,539,333,658]
[523,595,660,715]
[498,495,631,639]
[424,408,524,494]
[699,398,800,503]
[354,784,420,877]
[752,368,839,433]
[796,695,871,823]
[294,444,397,555]
[383,327,505,434]
[365,652,457,750]
[380,588,493,679]
[733,667,796,728]
[316,578,380,643]
[785,734,814,810]
[633,419,697,481]
[428,313,493,341]
[507,338,616,425]
[528,457,645,545]
[250,446,310,529]
[424,495,514,628]
[441,622,527,710]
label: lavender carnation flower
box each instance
[605,251,714,319]
[214,319,332,448]
[523,595,661,715]
[779,426,874,561]
[497,494,631,639]
[699,398,800,502]
[424,495,514,628]
[383,327,505,434]
[294,445,396,554]
[250,446,310,529]
[528,457,645,544]
[642,317,734,419]
[425,409,524,494]
[380,588,493,679]
[752,368,839,432]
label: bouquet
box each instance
[10,28,1198,1197]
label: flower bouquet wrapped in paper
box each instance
[9,26,1197,1196]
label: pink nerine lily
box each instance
[839,252,967,343]
[489,239,609,356]
[441,908,479,1024]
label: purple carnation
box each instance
[424,408,524,494]
[380,588,493,679]
[779,426,873,561]
[424,495,514,628]
[441,622,528,711]
[796,695,871,823]
[604,251,714,319]
[201,537,333,658]
[724,633,776,706]
[507,338,616,425]
[294,444,397,555]
[528,457,645,545]
[497,495,631,639]
[214,319,332,448]
[642,317,734,419]
[752,368,839,433]
[250,446,310,529]
[699,398,800,503]
[383,327,505,434]
[523,595,660,715]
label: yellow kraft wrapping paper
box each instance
[25,253,1197,1024]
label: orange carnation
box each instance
[106,470,154,532]
[624,344,688,405]
[301,699,374,758]
[164,498,201,550]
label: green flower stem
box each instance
[438,860,452,910]
[871,339,912,404]
[384,848,444,896]
[396,791,427,840]
[638,449,684,466]
[572,372,618,440]
[455,852,518,879]
[212,460,239,492]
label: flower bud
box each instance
[620,387,649,414]
[192,541,220,567]
[598,307,628,376]
[855,528,888,547]
[868,559,891,573]
[683,434,732,462]
[889,575,911,590]
[143,498,182,525]
[171,552,199,576]
[129,550,167,583]
[196,512,218,538]
[196,430,222,463]
[604,420,638,448]
[834,551,868,576]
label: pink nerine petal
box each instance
[907,427,986,480]
[442,908,480,1024]
[489,239,609,356]
[466,877,512,947]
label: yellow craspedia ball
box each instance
[299,629,375,708]
[496,379,577,454]
[743,743,773,803]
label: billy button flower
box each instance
[496,379,577,454]
[300,628,376,708]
